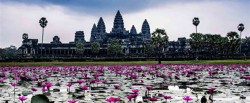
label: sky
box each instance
[0,0,249,48]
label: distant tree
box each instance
[193,17,200,34]
[152,28,168,64]
[243,37,250,55]
[107,39,122,57]
[144,43,154,57]
[227,31,240,54]
[39,17,48,44]
[238,23,245,53]
[76,42,85,55]
[91,42,100,57]
[218,37,229,55]
[0,46,18,60]
[189,33,203,59]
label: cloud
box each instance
[0,0,249,48]
[1,0,171,15]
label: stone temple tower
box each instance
[130,25,137,35]
[141,19,151,40]
[111,10,126,34]
[90,24,97,42]
[74,31,85,44]
[96,17,106,42]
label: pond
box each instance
[0,64,249,103]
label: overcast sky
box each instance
[0,0,249,48]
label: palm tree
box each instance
[152,28,168,64]
[193,17,200,34]
[39,17,48,56]
[238,23,244,53]
[39,17,48,44]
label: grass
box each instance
[0,60,249,66]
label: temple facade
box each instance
[18,10,189,59]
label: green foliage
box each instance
[0,60,249,66]
[0,46,18,60]
[227,31,240,53]
[189,33,203,49]
[31,94,50,103]
[107,39,122,56]
[76,42,85,54]
[151,28,169,64]
[91,42,100,54]
[144,43,154,56]
[152,28,169,49]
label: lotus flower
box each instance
[77,79,84,85]
[68,99,78,103]
[132,89,139,93]
[208,88,216,94]
[67,83,73,87]
[163,95,172,99]
[114,84,120,89]
[106,97,120,103]
[31,87,37,92]
[45,82,52,88]
[81,85,88,90]
[42,87,47,92]
[183,96,192,102]
[11,83,17,87]
[127,95,133,101]
[163,95,172,103]
[44,81,52,92]
[67,83,73,93]
[18,96,27,103]
[146,86,153,90]
[148,97,158,101]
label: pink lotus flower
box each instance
[81,85,88,90]
[14,77,20,81]
[68,99,78,103]
[208,88,216,93]
[127,93,138,101]
[45,82,52,88]
[132,89,139,93]
[127,95,133,101]
[114,84,120,89]
[42,87,47,92]
[106,97,120,103]
[146,86,153,90]
[18,96,27,103]
[148,97,158,101]
[67,83,73,87]
[11,83,17,87]
[31,87,37,91]
[163,95,172,99]
[77,79,84,84]
[183,96,192,102]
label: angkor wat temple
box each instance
[19,10,248,61]
[18,10,164,60]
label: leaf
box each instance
[31,94,50,103]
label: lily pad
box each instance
[31,94,50,103]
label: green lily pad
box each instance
[31,94,50,103]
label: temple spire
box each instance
[97,17,106,33]
[130,25,137,35]
[112,10,125,33]
[141,19,150,39]
[90,24,97,42]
